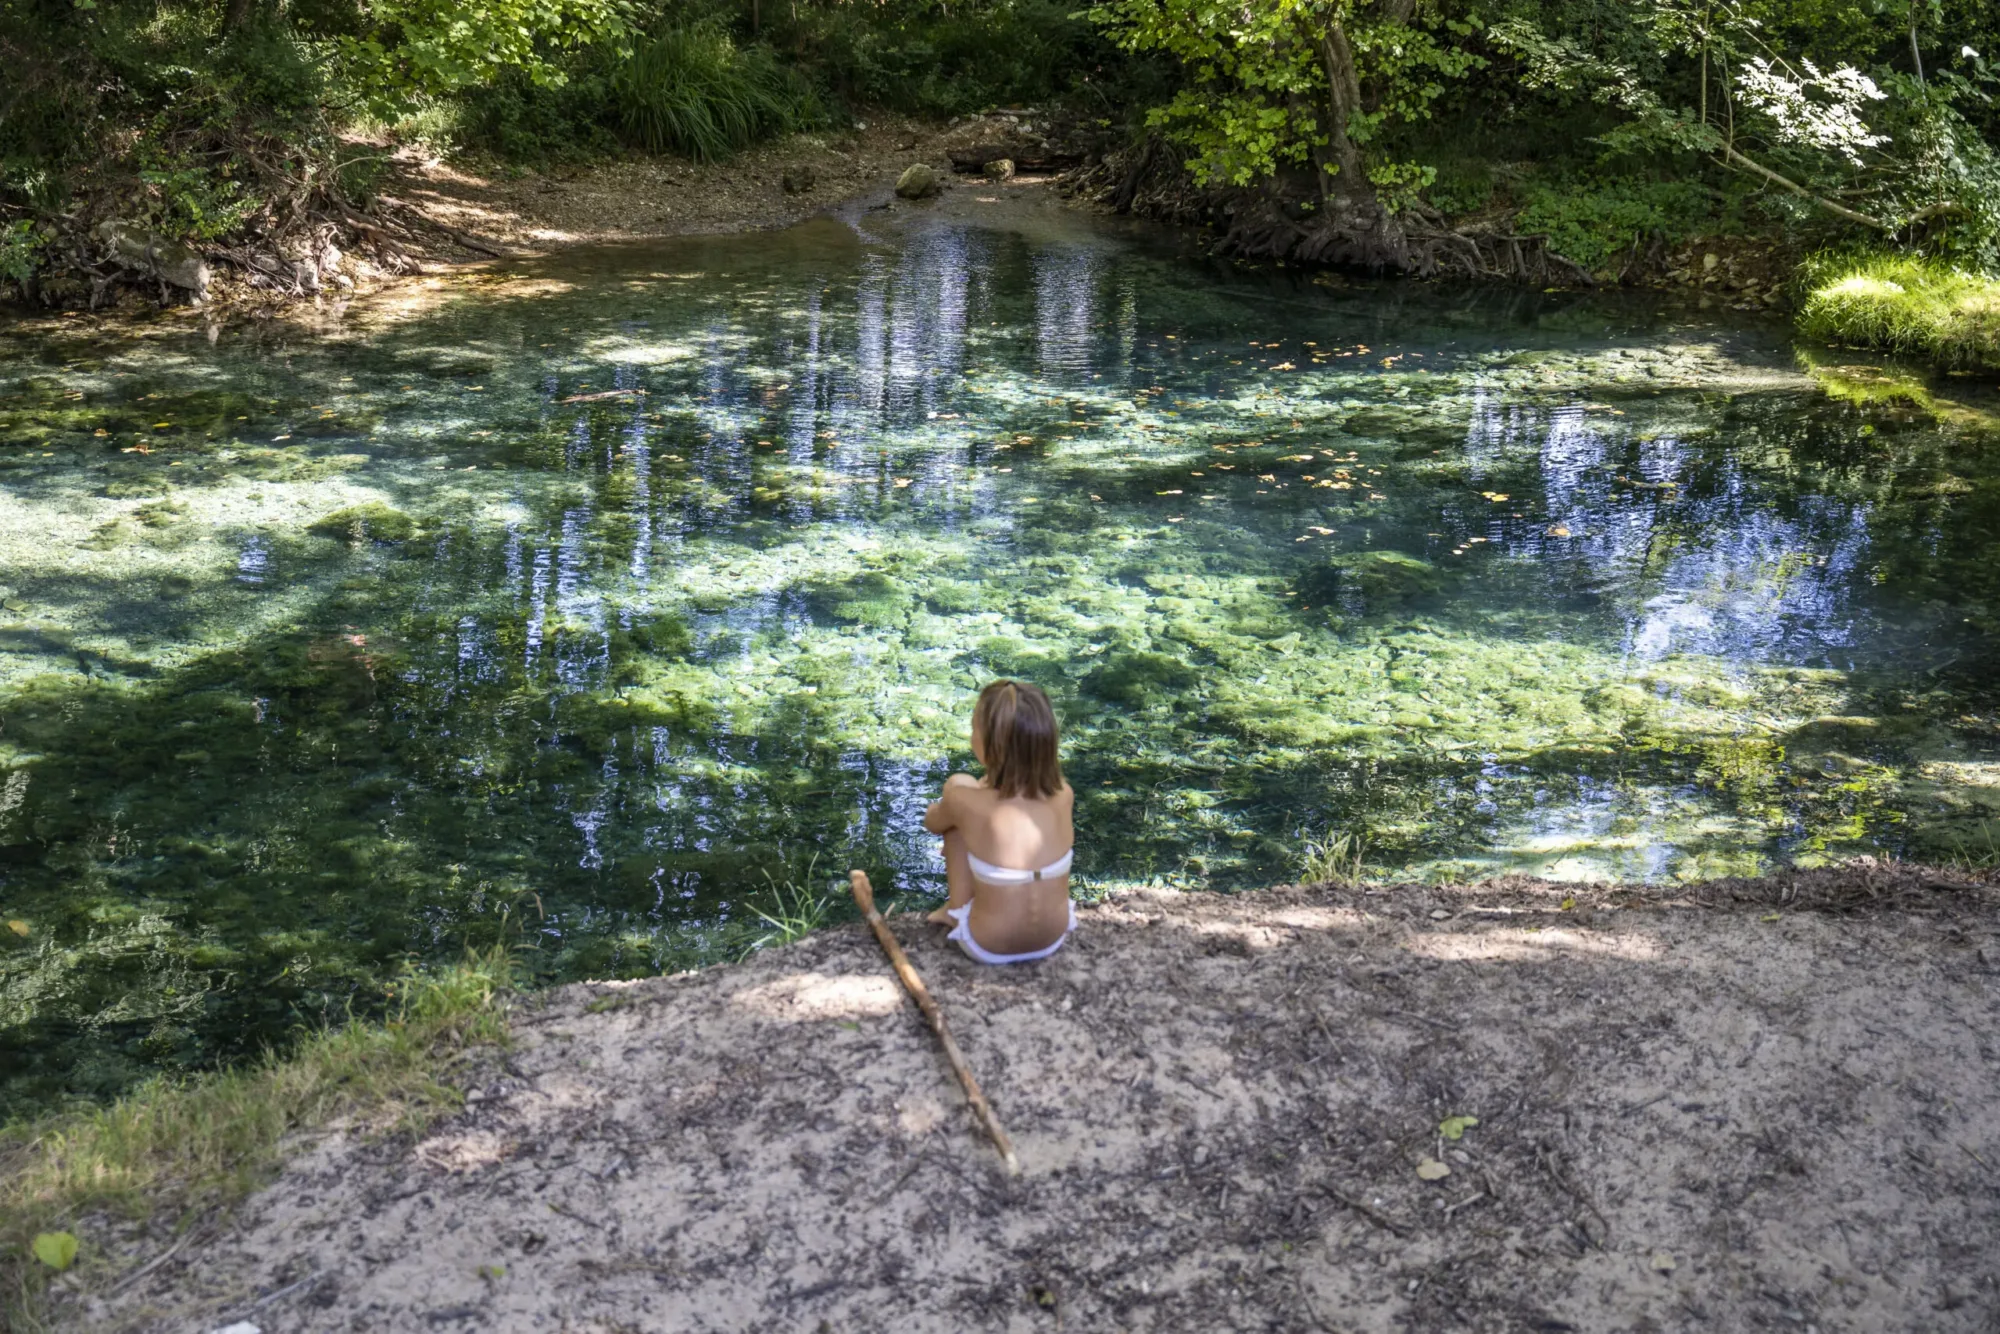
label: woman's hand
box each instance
[926,906,955,925]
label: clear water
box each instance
[3,198,1998,1115]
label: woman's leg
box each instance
[928,829,976,924]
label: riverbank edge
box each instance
[4,859,1992,1328]
[0,948,516,1330]
[12,109,1997,385]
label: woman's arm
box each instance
[923,774,978,834]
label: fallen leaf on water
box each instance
[1438,1115,1479,1141]
[1650,1252,1676,1272]
[892,478,913,488]
[1481,491,1510,502]
[32,1232,77,1271]
[1761,913,1781,922]
[1415,1158,1451,1181]
[6,920,28,937]
[1547,524,1572,537]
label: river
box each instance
[2,190,1996,1115]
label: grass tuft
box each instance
[1299,830,1367,888]
[612,25,820,163]
[746,859,840,951]
[0,947,515,1327]
[1796,252,2000,373]
[1945,821,2000,873]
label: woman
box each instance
[923,679,1077,964]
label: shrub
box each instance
[1515,177,1720,271]
[459,63,620,165]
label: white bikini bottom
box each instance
[945,900,1077,965]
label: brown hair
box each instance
[973,679,1063,799]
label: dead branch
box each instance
[1716,144,1890,231]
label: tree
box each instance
[1085,0,1484,267]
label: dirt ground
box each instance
[381,114,976,255]
[62,864,2000,1333]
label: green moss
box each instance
[804,570,914,626]
[1798,349,1935,411]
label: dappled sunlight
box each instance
[412,1127,511,1173]
[1404,928,1667,964]
[732,971,905,1020]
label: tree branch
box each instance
[1715,143,1890,231]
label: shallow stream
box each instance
[3,192,1998,1113]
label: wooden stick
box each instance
[849,870,1020,1176]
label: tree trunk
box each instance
[1319,26,1367,190]
[1266,19,1407,271]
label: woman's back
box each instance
[923,679,1078,961]
[945,779,1073,955]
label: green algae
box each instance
[308,503,421,542]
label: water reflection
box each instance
[0,209,1997,1111]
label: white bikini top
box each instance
[965,847,1074,886]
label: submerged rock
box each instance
[1304,550,1445,607]
[308,503,419,543]
[894,165,942,200]
[1083,649,1199,705]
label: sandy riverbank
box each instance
[379,114,971,255]
[52,863,2000,1333]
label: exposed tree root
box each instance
[1068,143,1596,285]
[1,134,521,310]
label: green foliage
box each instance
[460,66,620,165]
[1084,0,1484,189]
[337,0,630,115]
[0,222,44,285]
[746,861,839,951]
[613,24,820,163]
[775,0,1102,117]
[1796,251,2000,371]
[1515,177,1718,269]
